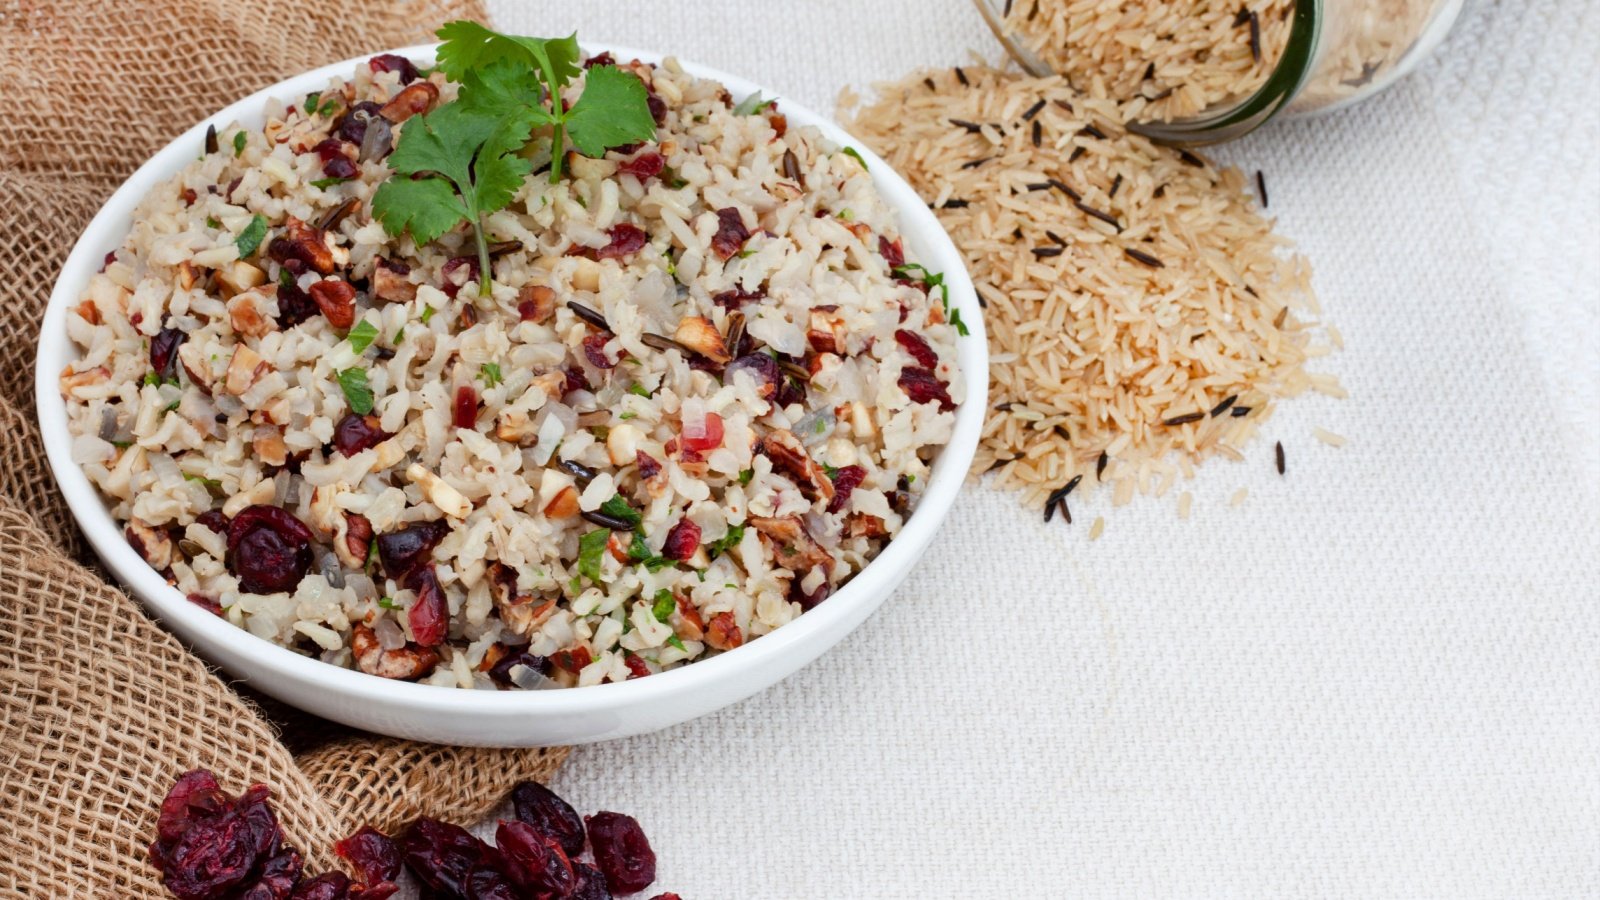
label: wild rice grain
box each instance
[1275,440,1285,474]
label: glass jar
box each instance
[975,0,1476,144]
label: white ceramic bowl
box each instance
[35,43,987,746]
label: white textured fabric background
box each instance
[475,1,1599,896]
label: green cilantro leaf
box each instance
[205,216,221,229]
[478,362,502,387]
[434,21,581,85]
[347,320,379,354]
[666,634,686,652]
[577,528,610,583]
[377,596,401,610]
[393,327,405,344]
[235,214,268,258]
[232,131,247,157]
[651,590,675,622]
[707,524,745,557]
[564,65,656,157]
[627,382,651,398]
[892,263,970,336]
[737,469,754,485]
[600,494,642,528]
[619,411,637,419]
[304,91,321,114]
[731,91,775,116]
[310,176,352,190]
[420,305,436,324]
[841,146,869,170]
[337,368,374,414]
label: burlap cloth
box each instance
[0,1,570,894]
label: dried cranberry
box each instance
[399,817,494,897]
[497,820,576,896]
[453,384,479,429]
[791,577,831,611]
[488,650,551,688]
[157,770,225,844]
[583,51,616,68]
[586,812,656,895]
[102,250,117,270]
[349,883,399,900]
[879,235,906,268]
[244,847,304,899]
[334,413,389,456]
[827,465,866,513]
[894,329,939,369]
[368,54,420,84]
[645,91,667,125]
[186,593,224,615]
[375,520,450,581]
[623,653,651,679]
[441,255,479,298]
[226,505,314,594]
[337,101,384,144]
[618,151,664,180]
[310,138,346,162]
[661,518,700,560]
[679,411,724,454]
[336,826,402,885]
[289,871,348,900]
[276,280,320,329]
[563,366,590,395]
[150,327,187,381]
[710,286,765,310]
[635,450,662,480]
[509,782,585,858]
[595,223,648,260]
[583,332,617,369]
[775,373,807,409]
[462,863,519,900]
[155,783,285,900]
[569,862,614,900]
[648,895,683,900]
[551,645,593,674]
[323,156,357,180]
[710,208,750,260]
[405,565,449,648]
[723,353,780,401]
[897,366,954,411]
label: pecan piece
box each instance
[488,562,556,636]
[370,258,416,303]
[704,611,744,651]
[352,622,439,680]
[758,428,835,503]
[177,342,213,394]
[749,515,834,571]
[542,485,580,519]
[378,81,439,123]
[125,518,174,571]
[227,287,277,338]
[252,428,288,467]
[334,512,374,569]
[672,315,731,363]
[224,344,271,396]
[308,279,357,329]
[807,308,846,355]
[845,513,890,539]
[214,260,265,298]
[268,216,336,275]
[516,283,556,323]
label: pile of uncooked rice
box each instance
[61,53,963,689]
[844,65,1343,515]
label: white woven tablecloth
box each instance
[480,2,1599,895]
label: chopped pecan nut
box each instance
[224,344,271,396]
[758,428,835,503]
[370,259,417,303]
[227,288,277,338]
[308,279,357,329]
[214,260,266,298]
[516,283,556,323]
[749,515,834,571]
[378,81,439,123]
[704,611,744,651]
[335,512,374,569]
[352,623,439,680]
[267,217,336,275]
[672,315,731,363]
[488,562,556,636]
[125,518,174,570]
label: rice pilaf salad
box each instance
[59,26,963,689]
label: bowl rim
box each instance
[34,40,988,718]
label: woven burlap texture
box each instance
[0,1,569,895]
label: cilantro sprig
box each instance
[893,263,970,337]
[372,23,657,296]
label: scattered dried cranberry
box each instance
[583,51,616,68]
[550,645,594,674]
[710,207,750,260]
[151,780,291,900]
[453,384,479,429]
[586,812,656,895]
[197,509,230,534]
[405,565,449,648]
[583,332,617,369]
[563,366,590,395]
[569,862,614,900]
[661,518,700,560]
[894,329,939,369]
[648,895,684,900]
[878,235,906,268]
[510,781,586,858]
[488,649,551,688]
[335,826,402,885]
[595,223,648,260]
[375,520,450,581]
[679,411,724,454]
[440,255,479,298]
[187,593,224,615]
[635,450,662,480]
[333,413,389,456]
[336,101,384,144]
[150,327,187,381]
[102,250,117,270]
[226,505,314,594]
[723,353,779,401]
[827,465,867,514]
[897,366,955,411]
[791,577,831,611]
[464,864,519,900]
[774,373,807,409]
[618,151,664,180]
[623,654,651,679]
[157,770,226,844]
[310,139,346,162]
[367,53,420,84]
[322,156,357,181]
[243,846,303,899]
[276,280,320,329]
[399,817,494,898]
[497,820,576,896]
[286,872,347,900]
[646,91,667,125]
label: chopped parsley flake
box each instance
[707,525,744,557]
[627,382,651,398]
[310,176,352,189]
[892,263,970,337]
[478,362,503,388]
[577,528,610,583]
[336,367,374,415]
[619,411,636,420]
[666,635,686,652]
[377,596,401,610]
[234,214,268,258]
[232,131,247,157]
[731,90,776,116]
[346,320,379,354]
[737,469,754,485]
[841,146,869,170]
[303,92,321,114]
[651,590,675,622]
[420,305,436,324]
